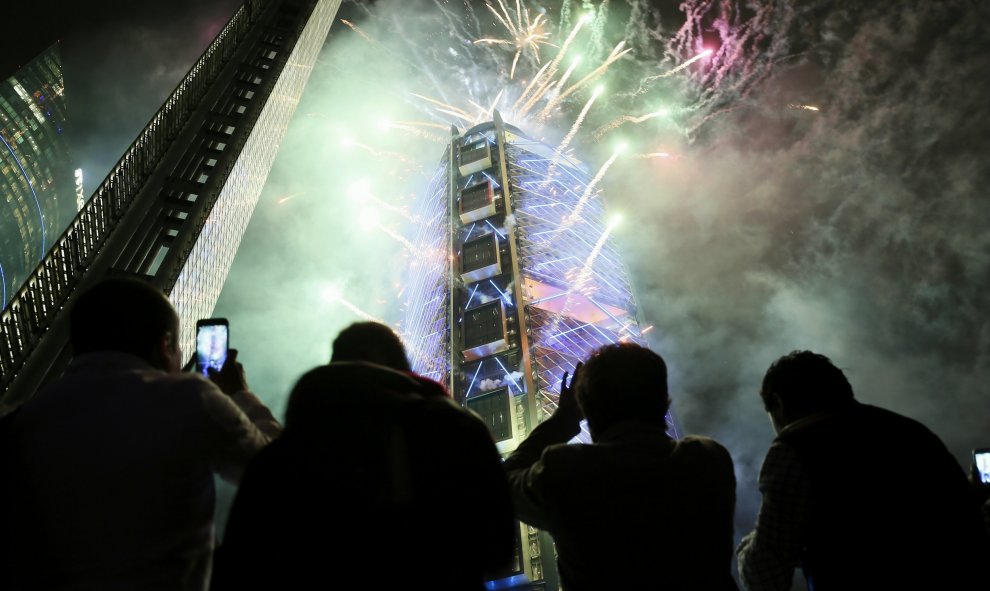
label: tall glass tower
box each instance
[401,112,667,589]
[0,43,74,308]
[0,0,341,405]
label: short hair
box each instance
[331,322,411,372]
[760,351,855,417]
[69,277,177,360]
[575,343,670,435]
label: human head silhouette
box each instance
[69,276,182,372]
[331,321,411,372]
[760,350,855,432]
[575,343,670,440]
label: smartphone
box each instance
[195,318,229,377]
[975,448,990,486]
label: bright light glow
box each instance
[581,13,594,22]
[571,54,582,65]
[608,213,623,229]
[341,136,354,147]
[593,84,605,97]
[347,180,371,201]
[357,208,380,229]
[321,284,341,303]
[615,142,628,153]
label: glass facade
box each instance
[0,44,74,307]
[171,0,341,357]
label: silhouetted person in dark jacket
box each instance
[212,323,514,590]
[3,277,279,591]
[738,350,990,591]
[504,343,738,590]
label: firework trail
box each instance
[556,85,604,156]
[537,41,631,121]
[511,14,592,116]
[563,144,625,228]
[544,216,622,343]
[385,119,450,131]
[511,60,556,117]
[376,223,418,252]
[323,286,384,323]
[275,193,301,205]
[388,124,448,144]
[666,1,799,132]
[646,49,712,82]
[551,56,581,97]
[541,84,604,186]
[347,182,414,221]
[340,19,375,44]
[634,151,679,160]
[572,217,620,295]
[411,93,477,124]
[346,140,420,167]
[592,108,668,140]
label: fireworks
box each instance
[325,0,776,355]
[592,107,670,140]
[563,143,626,228]
[321,284,384,323]
[474,0,556,79]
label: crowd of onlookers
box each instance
[1,277,988,590]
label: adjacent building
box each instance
[1,0,341,403]
[0,43,75,307]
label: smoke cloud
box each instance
[40,0,988,570]
[216,2,990,556]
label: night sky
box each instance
[6,0,990,583]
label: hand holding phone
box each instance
[207,348,249,395]
[196,318,229,377]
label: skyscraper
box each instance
[402,112,668,589]
[0,43,75,308]
[0,0,341,404]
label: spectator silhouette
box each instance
[503,343,738,590]
[212,322,514,590]
[331,320,412,370]
[737,351,990,590]
[3,277,280,591]
[330,320,447,398]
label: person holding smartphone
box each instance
[3,277,281,591]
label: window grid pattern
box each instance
[173,0,340,356]
[0,0,343,401]
[0,4,253,394]
[399,150,452,385]
[0,43,73,307]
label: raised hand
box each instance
[556,362,584,422]
[207,349,249,395]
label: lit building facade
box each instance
[0,43,74,307]
[402,112,671,589]
[1,0,340,404]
